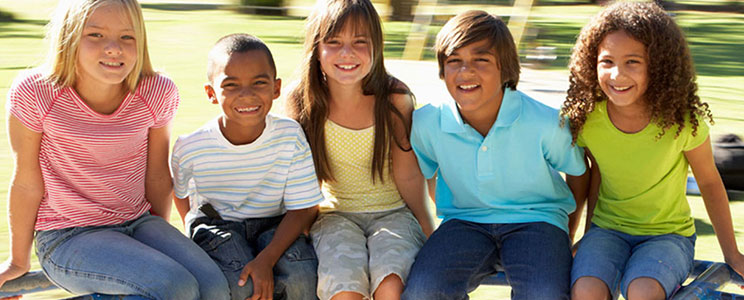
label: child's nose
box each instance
[104,40,123,56]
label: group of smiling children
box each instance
[1,0,742,299]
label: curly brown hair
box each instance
[561,1,712,143]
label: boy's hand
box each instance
[238,256,274,300]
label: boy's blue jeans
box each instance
[35,213,230,300]
[190,215,318,300]
[402,219,572,300]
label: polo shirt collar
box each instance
[440,88,522,133]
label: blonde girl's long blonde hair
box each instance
[44,0,155,91]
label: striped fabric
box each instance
[171,113,323,228]
[7,71,180,231]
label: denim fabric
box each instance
[35,213,229,300]
[571,225,696,299]
[191,215,318,300]
[402,220,572,300]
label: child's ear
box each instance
[272,78,282,100]
[204,84,218,104]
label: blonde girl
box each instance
[286,0,433,299]
[0,1,228,299]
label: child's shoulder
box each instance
[514,90,560,120]
[412,102,446,125]
[173,118,219,152]
[135,73,176,98]
[11,69,58,94]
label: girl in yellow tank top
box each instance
[286,0,434,298]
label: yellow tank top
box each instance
[319,120,404,213]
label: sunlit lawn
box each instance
[0,1,742,298]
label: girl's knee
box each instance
[373,274,403,299]
[147,270,201,300]
[626,277,665,300]
[572,276,611,300]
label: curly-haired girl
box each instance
[563,2,744,300]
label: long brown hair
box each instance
[286,0,410,183]
[561,1,712,143]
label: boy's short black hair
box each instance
[207,33,277,81]
[435,10,520,90]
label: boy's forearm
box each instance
[173,194,190,224]
[256,206,319,266]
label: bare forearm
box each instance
[699,180,740,257]
[7,183,43,266]
[173,195,190,224]
[566,170,590,242]
[396,173,434,236]
[146,172,173,218]
[257,206,318,266]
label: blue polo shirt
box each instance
[410,88,586,232]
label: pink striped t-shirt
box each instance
[7,71,180,231]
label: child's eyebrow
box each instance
[84,24,134,31]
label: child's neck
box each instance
[218,116,265,146]
[327,80,375,130]
[74,79,128,115]
[459,92,503,137]
[606,100,651,134]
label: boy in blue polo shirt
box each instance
[402,11,589,300]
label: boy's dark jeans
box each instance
[191,215,318,300]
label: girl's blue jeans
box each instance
[402,219,572,300]
[35,213,230,300]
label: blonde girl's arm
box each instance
[145,122,174,219]
[390,91,435,237]
[686,136,744,277]
[0,115,45,289]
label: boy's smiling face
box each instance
[443,39,504,123]
[206,50,281,144]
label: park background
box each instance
[0,0,743,298]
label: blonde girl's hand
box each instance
[0,257,31,299]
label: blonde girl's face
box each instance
[76,2,137,90]
[597,30,649,110]
[317,22,373,88]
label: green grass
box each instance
[0,1,743,299]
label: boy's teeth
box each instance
[237,106,259,112]
[459,84,478,90]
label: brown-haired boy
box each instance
[402,11,588,299]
